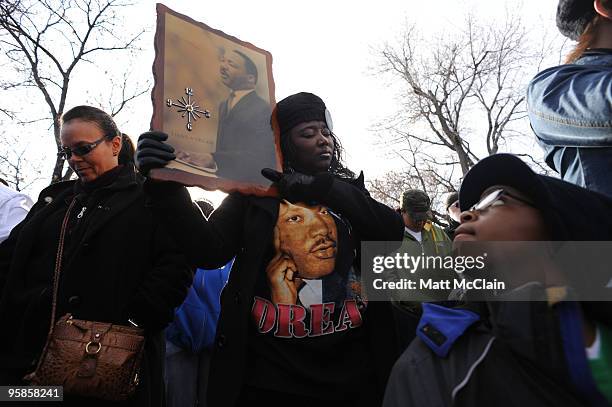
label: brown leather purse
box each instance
[24,199,145,401]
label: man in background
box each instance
[393,189,452,350]
[400,189,451,254]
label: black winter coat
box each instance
[0,165,192,407]
[383,288,612,407]
[145,173,405,407]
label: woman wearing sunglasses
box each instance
[0,105,192,406]
[384,153,612,407]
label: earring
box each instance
[113,151,118,156]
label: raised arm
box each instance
[144,181,245,269]
[136,131,245,269]
[261,169,404,242]
[322,175,405,242]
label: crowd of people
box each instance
[0,0,610,405]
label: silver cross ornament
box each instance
[166,88,211,131]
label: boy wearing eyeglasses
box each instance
[383,153,612,407]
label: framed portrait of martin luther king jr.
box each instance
[150,4,280,195]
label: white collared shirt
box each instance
[405,226,422,243]
[0,184,33,243]
[298,279,323,309]
[228,89,254,111]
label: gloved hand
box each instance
[136,131,176,176]
[262,168,332,202]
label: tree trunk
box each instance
[51,155,65,183]
[455,143,472,176]
[51,120,64,183]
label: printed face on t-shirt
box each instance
[253,201,365,338]
[274,201,337,279]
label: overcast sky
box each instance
[4,0,565,206]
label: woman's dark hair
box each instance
[119,133,135,165]
[565,15,602,63]
[61,105,120,141]
[565,0,612,63]
[280,131,355,180]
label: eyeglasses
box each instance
[58,136,108,159]
[469,188,535,213]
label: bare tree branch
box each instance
[370,9,563,212]
[0,0,145,183]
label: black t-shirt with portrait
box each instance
[246,200,375,400]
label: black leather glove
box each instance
[136,131,176,176]
[261,168,333,202]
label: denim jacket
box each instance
[527,49,612,197]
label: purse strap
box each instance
[31,197,78,374]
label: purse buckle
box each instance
[85,341,101,355]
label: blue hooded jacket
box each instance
[166,261,232,353]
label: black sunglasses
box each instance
[58,136,109,159]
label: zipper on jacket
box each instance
[76,206,87,219]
